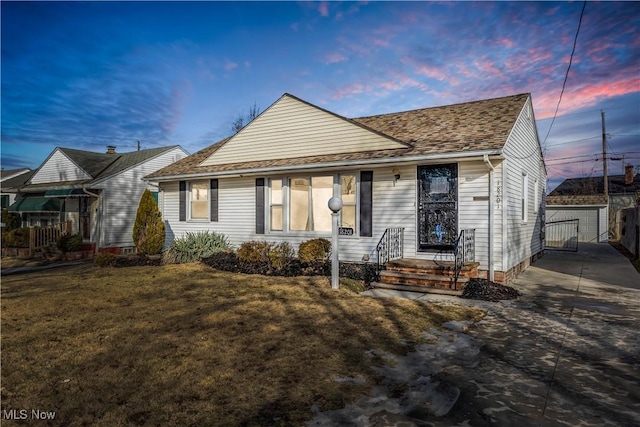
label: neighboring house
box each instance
[8,145,189,253]
[147,93,546,284]
[546,165,640,242]
[1,168,33,209]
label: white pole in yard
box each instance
[328,196,343,290]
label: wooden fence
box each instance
[28,221,72,256]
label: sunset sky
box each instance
[2,1,639,192]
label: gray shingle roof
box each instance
[549,174,640,197]
[147,93,530,179]
[17,146,180,191]
[0,169,35,191]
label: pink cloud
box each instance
[325,52,348,64]
[332,82,368,99]
[318,2,329,17]
[415,65,448,81]
[535,76,640,119]
[372,38,389,47]
[496,38,515,48]
[224,60,238,71]
[472,59,503,78]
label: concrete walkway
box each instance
[311,244,640,426]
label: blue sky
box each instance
[1,1,639,192]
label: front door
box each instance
[417,164,458,250]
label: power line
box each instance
[545,135,600,148]
[541,0,587,147]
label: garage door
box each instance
[546,207,599,243]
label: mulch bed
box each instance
[461,278,519,302]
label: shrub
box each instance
[163,230,231,264]
[94,252,116,267]
[298,238,332,263]
[1,209,21,231]
[237,241,272,263]
[132,189,165,255]
[57,233,82,253]
[2,227,30,248]
[269,242,296,272]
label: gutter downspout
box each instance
[483,155,495,282]
[83,187,101,255]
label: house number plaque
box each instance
[339,227,354,236]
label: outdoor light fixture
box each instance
[393,168,401,182]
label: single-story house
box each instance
[147,93,546,284]
[546,165,640,242]
[9,145,188,253]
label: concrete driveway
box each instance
[311,244,640,426]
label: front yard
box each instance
[1,263,483,426]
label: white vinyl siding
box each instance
[161,177,259,249]
[199,95,406,166]
[456,160,503,272]
[502,97,547,272]
[92,147,188,248]
[159,161,507,270]
[31,149,91,184]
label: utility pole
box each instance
[602,110,608,200]
[137,140,141,151]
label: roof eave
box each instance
[147,148,504,182]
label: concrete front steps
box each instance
[371,258,480,296]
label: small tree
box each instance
[132,190,165,255]
[230,102,260,134]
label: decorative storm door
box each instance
[417,164,458,250]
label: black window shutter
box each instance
[360,171,373,237]
[255,178,265,234]
[210,179,219,222]
[179,181,186,221]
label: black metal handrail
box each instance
[453,229,475,289]
[376,227,404,270]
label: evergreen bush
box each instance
[162,230,231,264]
[269,242,296,272]
[56,234,82,253]
[237,241,272,263]
[1,209,21,231]
[132,189,165,255]
[94,252,117,267]
[298,238,332,263]
[2,227,30,248]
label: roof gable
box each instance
[199,93,408,167]
[28,146,183,188]
[147,92,530,180]
[30,148,96,184]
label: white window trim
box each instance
[189,180,209,221]
[534,179,539,213]
[267,172,359,236]
[268,177,285,232]
[522,173,528,223]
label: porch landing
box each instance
[372,258,480,296]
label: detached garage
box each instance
[546,195,608,243]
